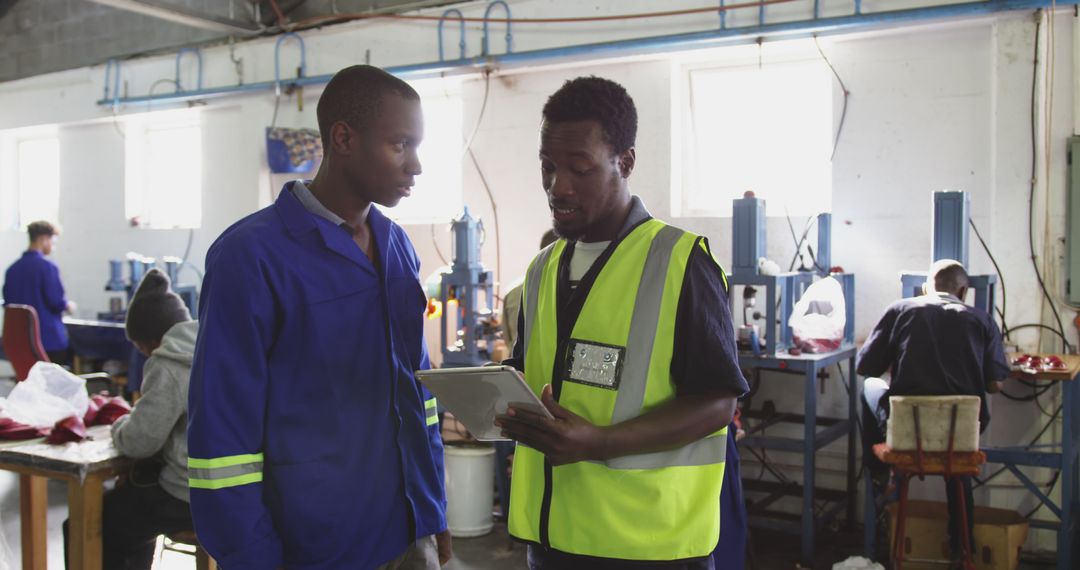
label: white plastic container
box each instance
[887,395,981,452]
[444,444,495,537]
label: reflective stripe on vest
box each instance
[510,219,728,560]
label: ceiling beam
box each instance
[85,0,262,35]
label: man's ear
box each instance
[329,121,354,155]
[921,283,929,296]
[618,147,636,178]
[957,286,968,302]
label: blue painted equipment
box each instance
[728,195,854,354]
[439,207,498,367]
[101,253,198,321]
[900,191,996,314]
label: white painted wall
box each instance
[0,0,1074,553]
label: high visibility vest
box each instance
[508,218,729,561]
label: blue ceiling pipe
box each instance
[96,0,1079,108]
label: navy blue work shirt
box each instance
[3,250,69,351]
[856,293,1011,426]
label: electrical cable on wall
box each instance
[463,70,504,306]
[813,35,849,162]
[1028,9,1068,350]
[969,217,1010,337]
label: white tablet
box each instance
[415,365,553,441]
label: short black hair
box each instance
[317,65,420,147]
[931,260,969,295]
[27,221,56,242]
[542,76,637,154]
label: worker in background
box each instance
[188,65,449,570]
[3,220,75,365]
[497,76,748,570]
[64,269,196,569]
[857,259,1009,562]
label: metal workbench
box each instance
[738,346,859,568]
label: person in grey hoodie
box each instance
[64,268,197,570]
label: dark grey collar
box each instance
[290,179,347,227]
[617,195,651,239]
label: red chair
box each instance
[2,304,49,381]
[2,305,112,391]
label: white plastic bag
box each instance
[0,362,88,428]
[789,276,846,353]
[832,556,884,570]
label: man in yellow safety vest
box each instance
[497,76,749,570]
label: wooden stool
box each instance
[165,530,217,570]
[875,401,985,570]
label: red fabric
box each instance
[91,397,131,426]
[0,417,45,440]
[46,415,88,444]
[1,305,49,381]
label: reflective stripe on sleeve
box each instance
[425,398,439,426]
[188,453,264,490]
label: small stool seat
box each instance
[873,445,985,477]
[164,530,217,570]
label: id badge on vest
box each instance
[565,339,625,390]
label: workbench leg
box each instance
[802,365,817,568]
[19,475,46,570]
[1060,380,1076,570]
[847,356,857,525]
[68,474,104,570]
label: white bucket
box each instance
[444,444,495,537]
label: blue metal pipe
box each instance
[174,48,203,92]
[438,9,466,62]
[482,0,512,56]
[719,0,727,30]
[274,32,306,96]
[97,0,1079,108]
[103,58,121,111]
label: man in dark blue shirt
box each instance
[3,220,73,364]
[857,259,1009,561]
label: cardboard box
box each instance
[886,501,1029,570]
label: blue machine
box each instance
[899,191,996,313]
[729,194,855,354]
[439,207,498,368]
[102,253,198,322]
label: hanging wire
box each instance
[814,34,849,161]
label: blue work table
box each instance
[737,346,859,568]
[64,318,145,393]
[981,354,1079,570]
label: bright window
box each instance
[0,129,61,231]
[16,136,61,229]
[126,110,202,229]
[676,60,832,217]
[390,81,463,224]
